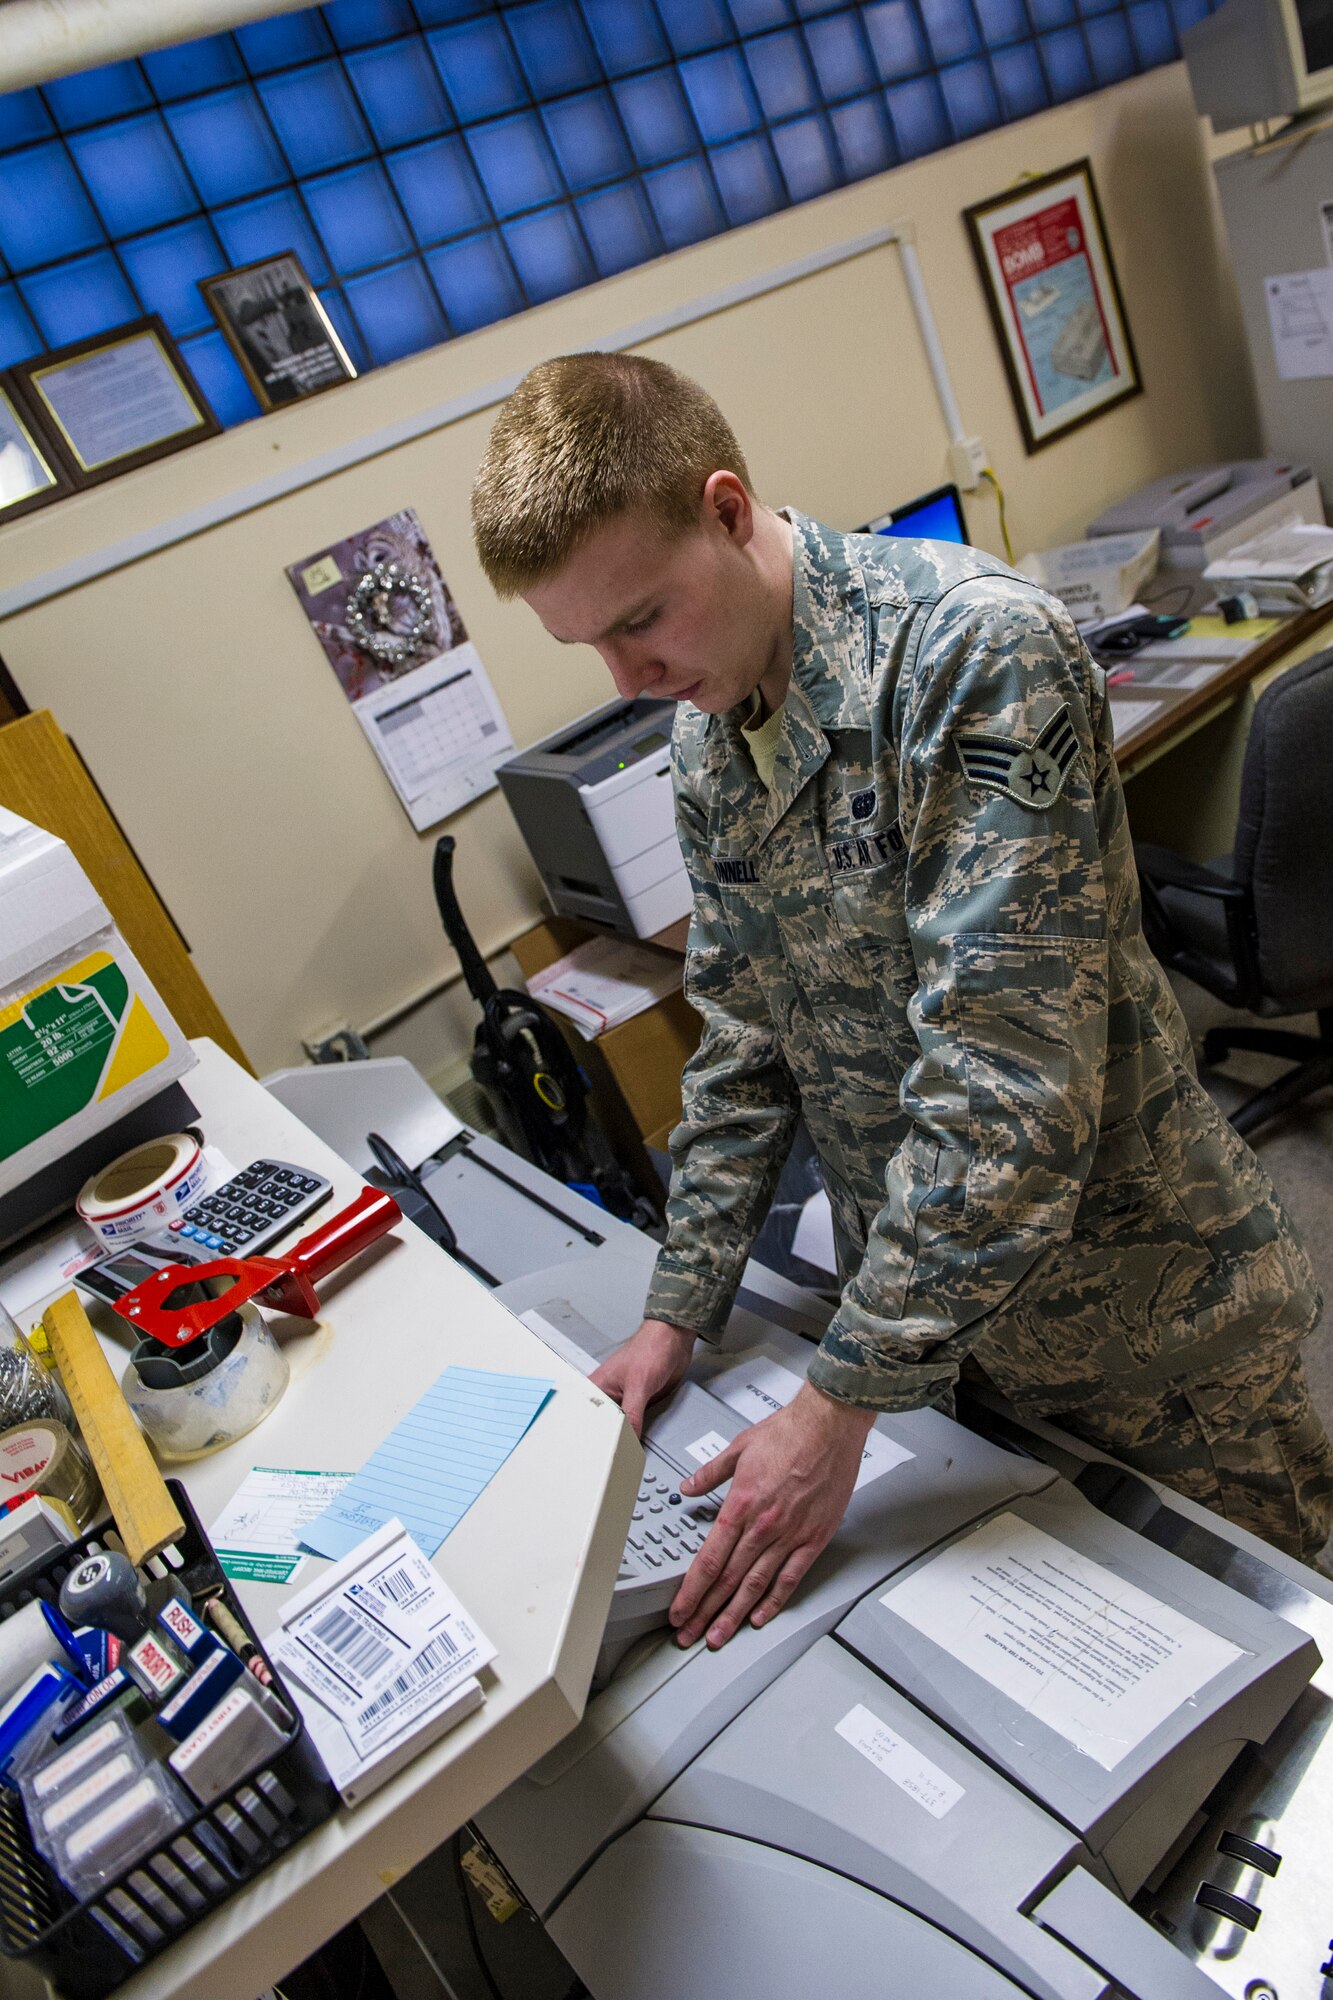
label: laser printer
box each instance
[1086,458,1324,567]
[497,697,690,939]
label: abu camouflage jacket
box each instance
[644,513,1317,1414]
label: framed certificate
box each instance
[12,316,219,486]
[964,161,1141,454]
[201,253,356,411]
[0,373,72,521]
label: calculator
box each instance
[77,1159,333,1306]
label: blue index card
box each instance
[299,1366,555,1563]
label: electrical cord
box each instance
[979,467,1015,565]
[454,1831,507,2000]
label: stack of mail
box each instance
[1204,522,1333,612]
[526,933,681,1040]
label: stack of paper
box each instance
[525,934,681,1040]
[1204,522,1333,612]
[271,1519,494,1805]
[1020,529,1160,621]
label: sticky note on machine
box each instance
[300,1366,554,1564]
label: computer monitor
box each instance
[1183,0,1333,130]
[862,482,968,544]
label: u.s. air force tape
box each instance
[954,702,1079,811]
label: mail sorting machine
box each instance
[264,1061,1333,2000]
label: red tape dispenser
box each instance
[112,1189,402,1459]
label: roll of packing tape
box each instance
[0,1421,100,1530]
[124,1302,289,1462]
[77,1133,206,1248]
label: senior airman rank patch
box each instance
[954,703,1078,811]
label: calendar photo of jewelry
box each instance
[287,508,514,832]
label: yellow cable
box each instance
[979,467,1014,565]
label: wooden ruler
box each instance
[42,1289,184,1566]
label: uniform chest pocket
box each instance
[827,845,911,953]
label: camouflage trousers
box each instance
[1011,1339,1333,1566]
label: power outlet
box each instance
[947,437,989,491]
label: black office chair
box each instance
[1135,647,1333,1138]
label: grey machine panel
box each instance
[549,1822,1037,2000]
[477,1395,1057,1916]
[837,1481,1320,1899]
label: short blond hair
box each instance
[471,352,752,597]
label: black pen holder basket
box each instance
[0,1479,336,1999]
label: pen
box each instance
[1107,667,1136,685]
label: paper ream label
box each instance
[0,951,169,1161]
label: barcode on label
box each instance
[311,1603,392,1681]
[375,1566,418,1605]
[355,1629,459,1729]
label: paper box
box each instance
[0,806,196,1204]
[1019,528,1161,622]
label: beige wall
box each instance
[0,59,1256,1076]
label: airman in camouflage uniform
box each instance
[643,511,1333,1562]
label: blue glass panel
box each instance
[503,203,593,302]
[258,62,372,174]
[179,327,261,423]
[0,142,104,272]
[67,115,197,237]
[165,88,287,205]
[1086,11,1134,78]
[43,60,152,130]
[1039,25,1092,95]
[141,35,246,99]
[830,92,896,177]
[305,160,413,270]
[613,71,698,164]
[577,180,660,274]
[427,19,526,121]
[644,157,725,247]
[388,134,488,241]
[345,255,446,361]
[940,56,998,133]
[315,285,368,369]
[974,0,1028,45]
[119,217,225,336]
[992,40,1048,116]
[681,49,762,142]
[805,14,876,98]
[885,74,949,155]
[1027,0,1076,30]
[1169,0,1210,33]
[543,90,631,190]
[323,0,417,48]
[411,0,488,20]
[508,2,599,94]
[21,250,138,348]
[0,89,54,151]
[579,0,669,73]
[746,31,817,120]
[213,188,330,283]
[657,0,734,55]
[346,38,450,147]
[917,0,979,64]
[426,230,523,331]
[791,0,847,14]
[1128,0,1177,66]
[0,283,41,367]
[771,113,841,200]
[710,132,785,224]
[235,12,333,71]
[729,0,793,24]
[467,112,562,217]
[862,1,929,79]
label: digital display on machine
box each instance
[632,732,668,756]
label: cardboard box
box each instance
[0,807,196,1202]
[1019,528,1160,621]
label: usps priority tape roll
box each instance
[76,1132,206,1248]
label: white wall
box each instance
[0,60,1257,1075]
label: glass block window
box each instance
[0,0,1219,424]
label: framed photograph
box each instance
[202,253,356,411]
[0,372,73,522]
[12,316,219,486]
[964,161,1141,453]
